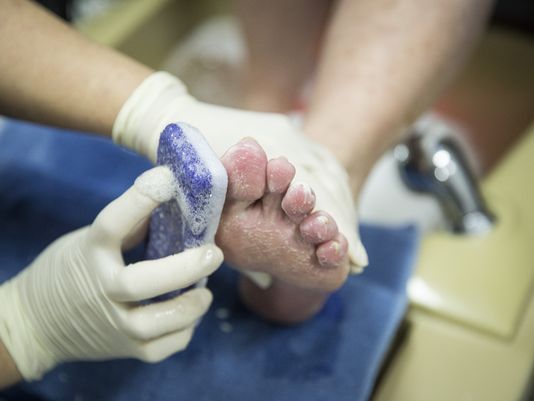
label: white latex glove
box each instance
[113,71,368,275]
[0,167,223,381]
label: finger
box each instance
[91,166,175,246]
[349,237,368,274]
[109,244,223,302]
[122,217,150,251]
[135,326,195,363]
[118,288,212,341]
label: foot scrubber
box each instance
[146,123,227,295]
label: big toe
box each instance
[221,138,268,204]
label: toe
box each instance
[316,234,349,268]
[221,138,267,204]
[281,182,316,223]
[263,157,296,210]
[299,211,338,244]
[267,157,295,194]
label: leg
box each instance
[216,138,349,324]
[237,0,332,112]
[302,0,493,194]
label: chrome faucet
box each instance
[394,115,495,235]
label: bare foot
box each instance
[216,138,350,293]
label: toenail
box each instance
[293,181,314,203]
[316,215,329,226]
[331,241,341,254]
[241,137,260,148]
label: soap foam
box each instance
[135,166,176,203]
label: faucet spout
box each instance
[395,115,495,235]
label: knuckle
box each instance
[124,314,151,341]
[111,309,130,333]
[114,272,137,300]
[181,291,211,316]
[138,347,165,363]
[184,302,205,321]
[135,329,195,363]
[176,329,193,351]
[102,276,119,298]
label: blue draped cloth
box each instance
[0,119,418,401]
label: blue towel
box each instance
[0,119,418,401]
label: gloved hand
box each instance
[0,167,223,381]
[112,71,368,274]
